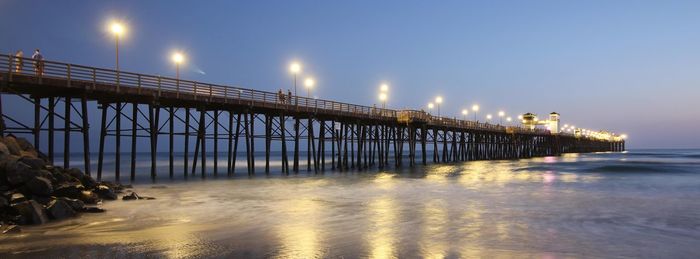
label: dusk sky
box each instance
[1,0,699,148]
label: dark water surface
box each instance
[1,150,699,258]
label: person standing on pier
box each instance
[278,89,285,103]
[31,49,44,76]
[287,89,293,105]
[14,50,23,73]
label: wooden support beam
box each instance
[131,103,137,181]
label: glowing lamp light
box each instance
[378,92,387,101]
[517,115,523,120]
[621,134,628,139]
[472,104,479,112]
[289,62,301,73]
[435,96,443,104]
[506,117,512,122]
[462,109,468,115]
[172,52,184,64]
[380,83,389,92]
[498,111,505,117]
[428,103,434,109]
[110,22,124,35]
[486,114,492,120]
[304,77,315,88]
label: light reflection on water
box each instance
[1,150,700,258]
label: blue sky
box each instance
[1,0,699,148]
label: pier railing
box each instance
[1,54,547,134]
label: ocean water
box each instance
[1,150,699,258]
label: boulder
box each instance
[2,136,21,156]
[79,191,100,204]
[93,185,117,200]
[65,168,84,179]
[122,192,140,200]
[122,192,155,201]
[79,175,97,189]
[26,176,53,195]
[2,225,21,234]
[5,160,38,185]
[57,197,84,211]
[46,199,76,219]
[18,156,45,170]
[0,196,8,209]
[52,183,84,199]
[19,150,38,159]
[0,142,9,155]
[81,207,105,213]
[11,200,49,225]
[14,137,33,152]
[9,193,26,204]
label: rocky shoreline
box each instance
[0,135,153,234]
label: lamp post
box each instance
[506,117,512,125]
[486,114,493,123]
[110,22,124,90]
[428,102,434,117]
[498,110,505,125]
[461,109,468,120]
[435,96,443,118]
[289,62,301,105]
[171,52,184,95]
[379,83,389,109]
[472,104,479,121]
[378,92,387,110]
[304,77,315,98]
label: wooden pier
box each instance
[0,54,625,181]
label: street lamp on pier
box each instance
[472,104,479,121]
[498,110,505,125]
[289,62,301,104]
[304,77,315,98]
[435,96,443,118]
[461,109,468,120]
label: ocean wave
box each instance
[580,164,690,173]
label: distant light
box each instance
[289,62,301,73]
[564,124,569,128]
[435,96,443,104]
[498,111,505,117]
[304,77,315,88]
[172,52,184,64]
[428,102,434,109]
[506,117,512,122]
[517,115,523,120]
[461,109,468,115]
[380,83,389,92]
[621,134,628,139]
[472,104,479,112]
[379,92,387,101]
[110,22,124,35]
[486,114,492,120]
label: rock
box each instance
[46,199,76,219]
[5,160,38,185]
[93,185,117,200]
[122,192,155,201]
[11,200,49,225]
[79,191,100,204]
[57,197,84,211]
[2,225,21,234]
[32,195,54,205]
[0,196,8,208]
[65,168,84,179]
[79,175,97,189]
[26,176,53,195]
[19,150,38,159]
[2,136,21,156]
[14,138,33,152]
[9,193,26,204]
[81,207,105,213]
[52,183,84,199]
[0,142,9,155]
[18,156,45,170]
[122,192,140,200]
